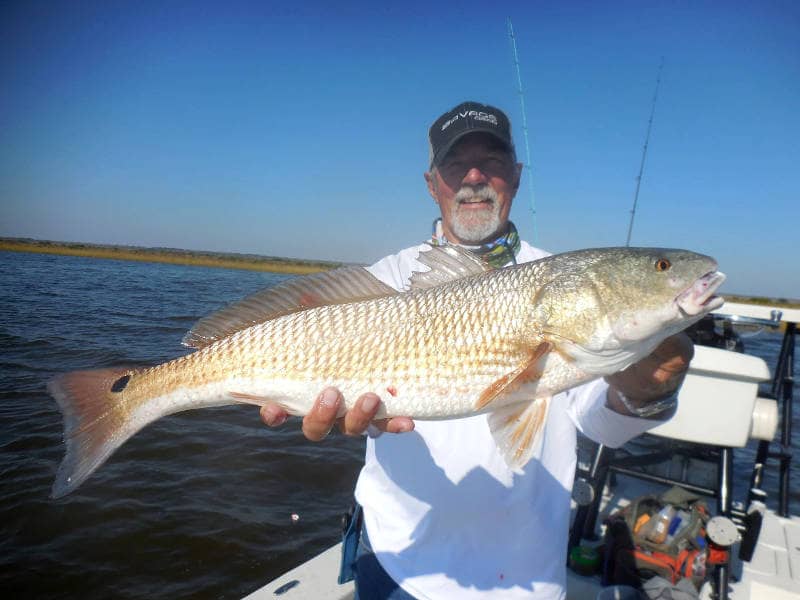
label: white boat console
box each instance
[650,345,776,447]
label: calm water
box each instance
[0,251,365,599]
[1,251,797,598]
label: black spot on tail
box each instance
[111,375,130,393]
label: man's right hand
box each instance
[259,387,415,441]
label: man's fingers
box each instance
[338,394,415,436]
[339,393,382,435]
[269,387,415,441]
[302,387,343,442]
[375,417,415,434]
[605,333,695,400]
[646,333,694,386]
[654,332,694,372]
[260,403,288,427]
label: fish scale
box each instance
[47,245,725,497]
[130,272,532,417]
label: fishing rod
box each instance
[507,18,538,245]
[625,58,664,246]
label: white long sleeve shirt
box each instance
[354,241,660,599]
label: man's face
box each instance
[425,133,521,245]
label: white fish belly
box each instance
[216,377,486,419]
[192,349,596,422]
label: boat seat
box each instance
[649,345,774,447]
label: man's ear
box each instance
[424,170,439,203]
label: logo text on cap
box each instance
[441,111,498,132]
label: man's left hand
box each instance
[605,332,694,418]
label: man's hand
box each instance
[604,332,694,417]
[259,387,414,441]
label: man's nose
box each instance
[462,166,488,186]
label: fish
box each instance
[47,245,725,498]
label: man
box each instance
[261,101,692,599]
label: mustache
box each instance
[454,185,498,204]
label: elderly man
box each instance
[261,101,692,599]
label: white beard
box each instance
[447,185,503,243]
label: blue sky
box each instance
[1,1,798,299]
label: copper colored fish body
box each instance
[48,246,725,497]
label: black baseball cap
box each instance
[428,101,515,167]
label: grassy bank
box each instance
[3,238,799,310]
[0,238,344,275]
[724,294,800,310]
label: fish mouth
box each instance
[676,270,726,316]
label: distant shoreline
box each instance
[2,237,797,309]
[0,238,345,275]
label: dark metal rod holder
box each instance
[713,447,734,600]
[778,323,795,517]
[751,322,797,516]
[608,465,717,498]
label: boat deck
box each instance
[737,513,800,599]
[241,543,354,600]
[242,493,800,599]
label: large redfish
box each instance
[48,246,725,497]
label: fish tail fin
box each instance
[48,366,141,498]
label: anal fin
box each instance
[230,391,309,417]
[229,391,273,406]
[488,396,551,471]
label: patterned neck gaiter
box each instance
[430,219,520,268]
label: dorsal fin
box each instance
[409,245,493,290]
[182,266,397,349]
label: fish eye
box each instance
[655,258,671,272]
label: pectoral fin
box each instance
[475,342,551,410]
[488,396,551,471]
